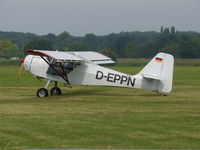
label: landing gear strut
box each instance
[50,81,61,96]
[37,80,62,97]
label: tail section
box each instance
[139,52,174,93]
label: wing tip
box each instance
[25,49,52,58]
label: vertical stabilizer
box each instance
[139,53,174,93]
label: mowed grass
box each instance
[0,64,200,150]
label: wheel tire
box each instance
[50,87,62,96]
[37,88,48,97]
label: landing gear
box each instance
[50,87,61,96]
[159,93,167,96]
[35,57,72,98]
[37,80,62,97]
[37,88,48,97]
[155,91,167,96]
[50,81,61,96]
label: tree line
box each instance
[0,27,200,59]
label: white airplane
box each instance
[19,49,174,97]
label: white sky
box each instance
[0,0,200,36]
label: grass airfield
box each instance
[0,62,200,149]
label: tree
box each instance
[84,33,99,50]
[160,26,164,34]
[46,33,56,41]
[171,26,175,34]
[180,38,200,58]
[160,42,180,57]
[57,31,70,41]
[142,39,159,58]
[125,42,142,58]
[54,31,74,49]
[164,28,170,35]
[24,38,53,50]
[1,30,200,59]
[67,43,89,51]
[0,40,20,58]
[111,33,130,57]
[100,48,117,61]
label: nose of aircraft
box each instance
[20,57,25,63]
[23,55,34,71]
[18,55,33,76]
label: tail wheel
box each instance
[37,88,48,97]
[50,87,62,96]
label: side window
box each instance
[63,62,74,74]
[46,62,74,76]
[64,62,73,69]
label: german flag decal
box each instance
[155,57,163,62]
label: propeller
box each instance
[18,57,25,77]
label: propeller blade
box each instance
[18,63,25,77]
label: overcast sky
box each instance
[0,0,200,36]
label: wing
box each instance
[26,49,115,64]
[69,51,115,64]
[26,49,84,62]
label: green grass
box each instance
[0,65,200,149]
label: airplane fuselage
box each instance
[24,55,142,89]
[23,51,174,98]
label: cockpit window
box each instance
[46,62,74,76]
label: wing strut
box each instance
[40,56,70,85]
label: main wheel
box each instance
[37,88,48,97]
[50,87,62,96]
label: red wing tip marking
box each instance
[155,57,163,62]
[25,49,53,58]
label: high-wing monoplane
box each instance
[19,49,174,97]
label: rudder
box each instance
[139,52,174,93]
